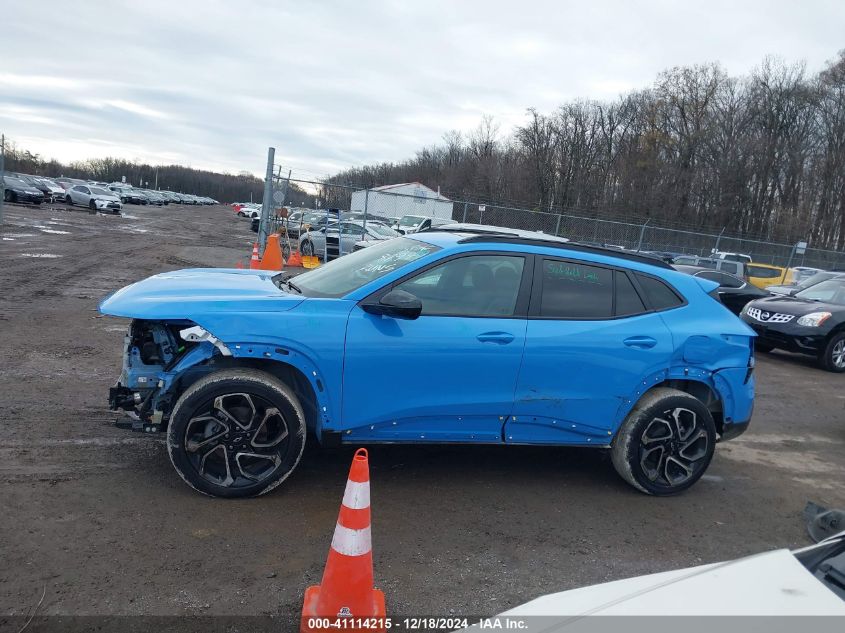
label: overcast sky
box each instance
[2,0,843,178]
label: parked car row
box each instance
[1,171,218,209]
[670,262,845,371]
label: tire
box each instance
[611,388,716,496]
[3,190,13,203]
[755,341,774,354]
[282,242,291,260]
[89,200,97,211]
[818,332,845,373]
[301,240,314,256]
[167,368,306,498]
[237,211,245,217]
[66,195,73,206]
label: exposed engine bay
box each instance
[109,319,223,432]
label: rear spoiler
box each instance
[692,276,721,302]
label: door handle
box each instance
[623,336,658,349]
[477,331,515,345]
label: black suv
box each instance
[740,277,845,371]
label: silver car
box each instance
[299,220,400,260]
[65,184,123,214]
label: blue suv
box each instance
[100,226,755,498]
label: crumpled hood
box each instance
[99,268,305,320]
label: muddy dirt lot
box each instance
[1,202,844,625]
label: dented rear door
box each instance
[505,260,674,445]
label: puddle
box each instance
[2,238,14,241]
[121,214,139,219]
[3,233,37,238]
[39,228,71,235]
[20,253,62,258]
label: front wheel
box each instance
[66,195,73,205]
[301,240,314,256]
[818,333,845,373]
[755,342,774,353]
[4,190,13,203]
[167,369,307,498]
[611,388,716,496]
[89,200,97,212]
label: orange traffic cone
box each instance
[287,249,303,267]
[301,449,385,632]
[249,242,261,269]
[259,234,285,271]
[235,261,244,269]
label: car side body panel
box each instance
[100,236,756,448]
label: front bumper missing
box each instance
[109,383,163,433]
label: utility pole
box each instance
[0,134,5,226]
[259,147,275,252]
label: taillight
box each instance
[744,341,755,384]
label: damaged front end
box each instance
[109,320,227,432]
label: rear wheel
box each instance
[301,240,314,256]
[818,333,845,373]
[611,388,716,496]
[65,195,73,205]
[4,190,13,203]
[167,369,306,498]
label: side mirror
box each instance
[362,289,422,320]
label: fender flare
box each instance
[160,341,336,432]
[615,366,728,429]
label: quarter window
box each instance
[539,260,613,318]
[395,255,525,317]
[635,274,684,310]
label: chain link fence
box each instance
[256,153,845,270]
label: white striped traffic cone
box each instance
[249,241,260,269]
[301,448,386,631]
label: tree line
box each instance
[328,52,845,250]
[1,147,314,206]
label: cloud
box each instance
[2,0,844,177]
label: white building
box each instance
[350,182,454,220]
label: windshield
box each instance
[399,216,424,227]
[5,177,28,187]
[795,280,845,305]
[796,271,835,289]
[90,187,110,196]
[302,212,324,224]
[290,237,439,298]
[369,223,400,237]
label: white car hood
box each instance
[501,549,844,617]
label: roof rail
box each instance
[455,233,673,269]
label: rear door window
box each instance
[538,260,613,318]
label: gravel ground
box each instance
[1,202,843,627]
